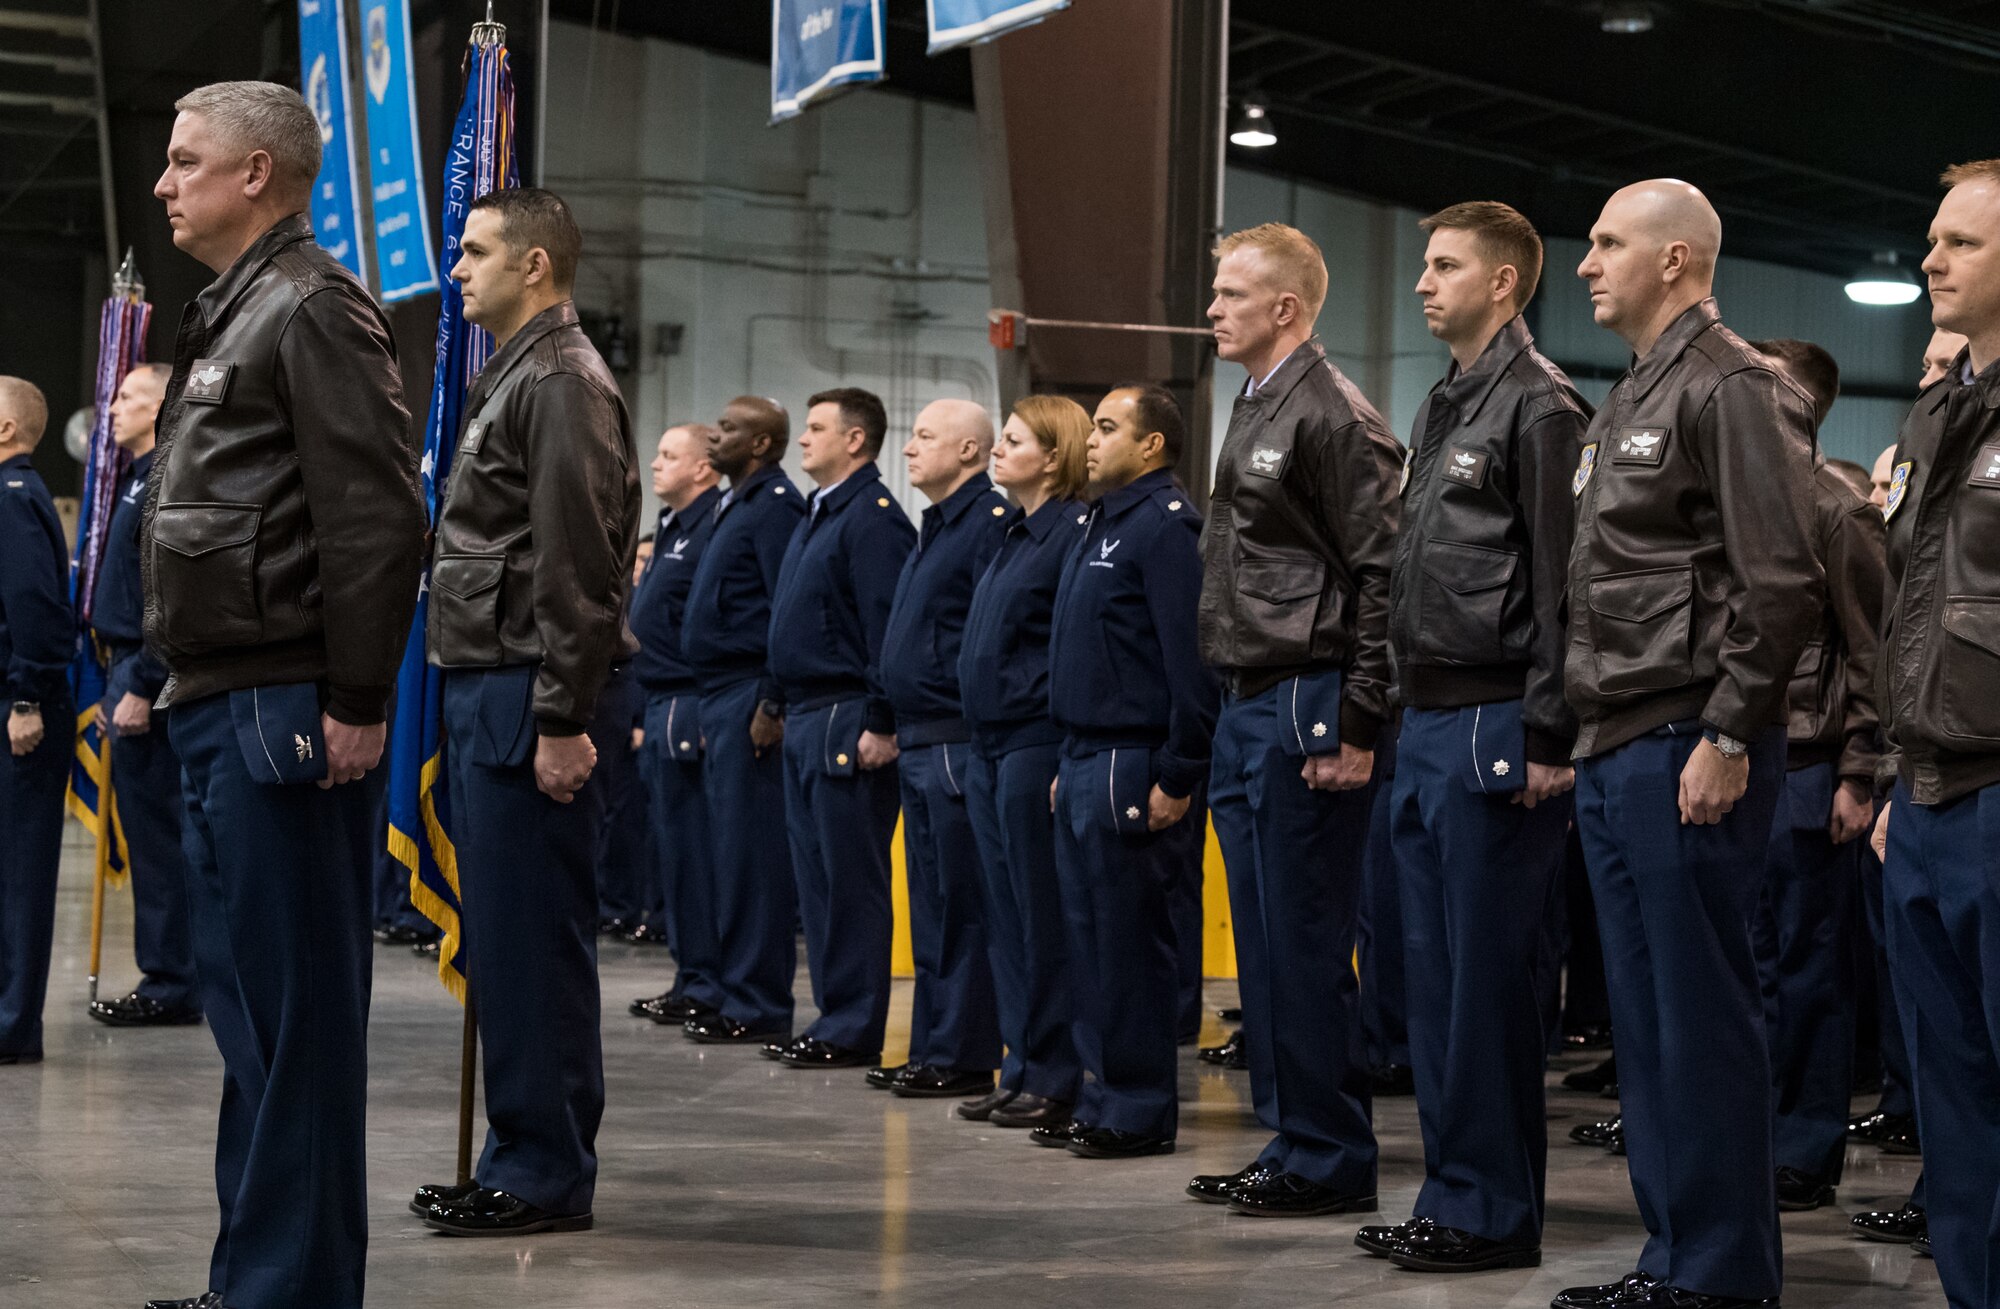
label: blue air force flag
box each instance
[297,0,370,281]
[359,0,440,301]
[925,0,1069,53]
[772,0,884,123]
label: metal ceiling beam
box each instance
[1708,0,2000,64]
[0,7,89,38]
[0,89,94,115]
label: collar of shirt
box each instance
[1240,338,1327,409]
[719,461,786,516]
[124,449,155,487]
[922,470,996,534]
[0,452,33,474]
[1014,496,1076,541]
[1244,351,1295,397]
[810,461,884,519]
[1095,466,1178,520]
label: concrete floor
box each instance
[0,821,1943,1308]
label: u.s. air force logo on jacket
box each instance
[1572,442,1598,497]
[1883,460,1913,520]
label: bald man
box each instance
[0,376,71,1067]
[1558,181,1821,1309]
[875,399,1012,1101]
[678,398,806,1045]
[86,362,202,1028]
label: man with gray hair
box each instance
[142,81,424,1309]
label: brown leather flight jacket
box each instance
[427,301,640,736]
[1565,299,1824,759]
[1785,460,1885,780]
[142,214,424,725]
[1882,352,2000,805]
[1197,338,1406,747]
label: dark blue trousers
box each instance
[444,668,603,1217]
[111,723,198,1008]
[643,691,722,1008]
[1859,842,1916,1119]
[964,741,1079,1100]
[588,668,648,925]
[1166,785,1207,1044]
[168,691,375,1309]
[1575,722,1785,1301]
[1358,737,1410,1068]
[0,690,71,1058]
[782,699,900,1053]
[1884,779,2000,1309]
[1753,762,1857,1187]
[699,680,796,1035]
[1208,689,1377,1192]
[1391,706,1570,1244]
[901,740,1000,1072]
[1053,750,1186,1138]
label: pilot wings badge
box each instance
[183,360,233,404]
[1613,427,1667,465]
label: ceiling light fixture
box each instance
[1229,101,1277,149]
[1844,252,1923,307]
[1601,2,1656,34]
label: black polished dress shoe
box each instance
[143,1294,222,1309]
[1227,1170,1373,1216]
[893,1065,995,1098]
[1068,1126,1174,1159]
[865,1062,907,1088]
[1774,1166,1834,1212]
[1607,1122,1626,1156]
[1876,1121,1921,1155]
[1551,1272,1661,1309]
[1028,1119,1083,1148]
[1849,1203,1925,1244]
[423,1186,593,1236]
[778,1039,880,1069]
[596,916,630,937]
[1570,1116,1622,1148]
[1630,1290,1778,1308]
[1186,1160,1273,1204]
[1356,1215,1436,1256]
[1846,1109,1904,1143]
[1913,1234,1932,1258]
[954,1087,1018,1120]
[1197,1029,1243,1066]
[629,989,676,1017]
[1368,1063,1415,1096]
[989,1093,1072,1129]
[1562,1024,1613,1050]
[374,923,428,945]
[409,1178,479,1216]
[412,939,441,956]
[1562,1055,1617,1094]
[643,994,717,1026]
[88,991,202,1027]
[1217,1006,1243,1022]
[622,923,669,945]
[682,1014,788,1045]
[1388,1223,1541,1272]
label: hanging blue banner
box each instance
[359,0,439,301]
[925,0,1069,53]
[771,0,884,124]
[298,0,369,281]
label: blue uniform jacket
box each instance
[959,497,1086,757]
[766,462,916,734]
[0,454,73,705]
[680,462,805,697]
[630,487,721,694]
[1049,468,1218,798]
[90,450,170,706]
[879,472,1011,747]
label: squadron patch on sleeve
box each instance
[1572,443,1599,497]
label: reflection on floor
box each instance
[1,823,1938,1307]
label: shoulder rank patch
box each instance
[992,504,1006,516]
[1442,445,1489,489]
[1883,460,1913,519]
[773,484,787,495]
[182,359,233,405]
[878,497,891,508]
[1612,426,1668,465]
[1969,445,2000,489]
[1167,499,1183,511]
[1572,443,1598,497]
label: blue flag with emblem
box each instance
[924,0,1069,52]
[771,0,884,123]
[297,0,370,282]
[359,0,441,301]
[385,20,517,1001]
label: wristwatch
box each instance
[1704,728,1748,759]
[10,700,38,717]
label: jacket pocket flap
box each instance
[1791,640,1825,677]
[1421,540,1518,595]
[1588,567,1693,624]
[433,554,505,601]
[153,502,261,558]
[1238,556,1325,604]
[1942,597,2000,658]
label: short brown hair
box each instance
[1011,395,1090,501]
[1751,337,1841,427]
[1112,382,1187,466]
[1942,159,2000,189]
[807,387,889,457]
[1419,201,1544,312]
[1213,223,1328,324]
[470,187,582,294]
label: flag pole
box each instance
[86,794,109,1004]
[456,997,478,1183]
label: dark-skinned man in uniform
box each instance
[140,81,425,1309]
[1041,384,1217,1159]
[679,398,805,1046]
[86,362,202,1028]
[763,387,916,1071]
[1555,179,1821,1309]
[1189,221,1402,1217]
[413,187,638,1238]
